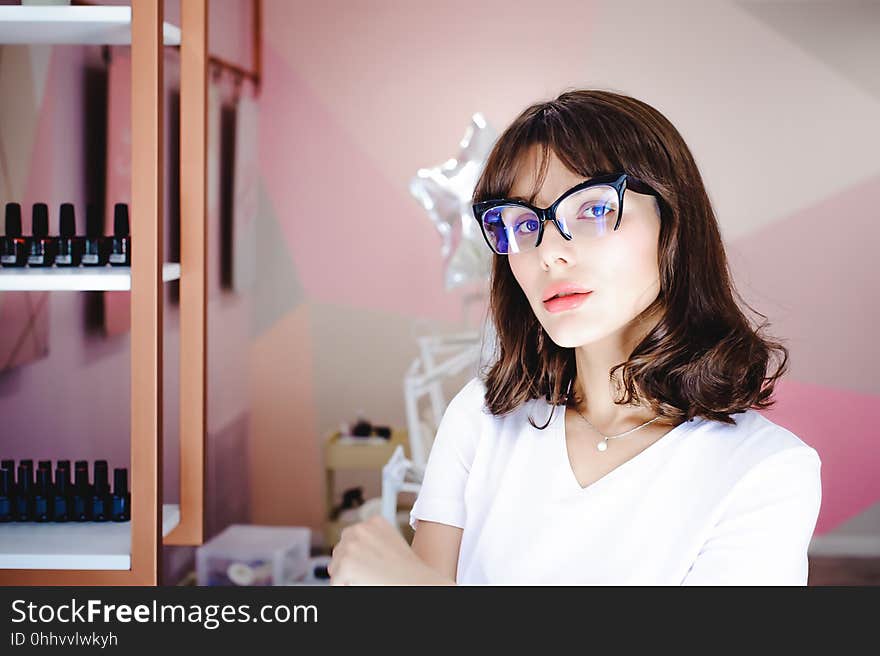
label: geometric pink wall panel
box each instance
[758,377,880,535]
[259,46,466,322]
[0,292,49,371]
[729,174,880,395]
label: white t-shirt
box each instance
[409,376,823,585]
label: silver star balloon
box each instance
[410,113,496,291]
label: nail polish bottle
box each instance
[27,203,56,267]
[1,203,28,267]
[81,204,109,267]
[54,203,83,267]
[71,461,91,521]
[53,465,70,522]
[15,463,32,521]
[91,460,111,521]
[111,467,131,522]
[0,468,13,522]
[1,459,14,487]
[33,468,52,522]
[108,203,130,266]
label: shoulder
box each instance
[447,375,490,416]
[690,409,822,495]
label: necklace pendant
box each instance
[597,440,608,452]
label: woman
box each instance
[327,89,822,585]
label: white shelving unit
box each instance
[0,504,180,570]
[0,262,181,291]
[0,5,180,45]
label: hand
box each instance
[327,514,454,586]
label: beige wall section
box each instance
[249,303,324,531]
[311,301,481,509]
[249,299,480,541]
[583,0,880,241]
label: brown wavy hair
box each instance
[474,89,789,429]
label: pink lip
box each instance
[542,282,592,302]
[543,291,592,313]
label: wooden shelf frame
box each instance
[0,0,209,585]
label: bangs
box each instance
[475,98,668,206]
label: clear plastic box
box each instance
[196,524,311,586]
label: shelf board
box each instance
[0,262,180,291]
[0,6,181,45]
[0,503,180,571]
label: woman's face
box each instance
[507,147,663,349]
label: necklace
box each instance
[565,378,663,452]
[572,406,663,452]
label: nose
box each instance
[536,218,574,266]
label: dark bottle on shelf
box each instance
[91,460,111,522]
[15,463,32,521]
[20,460,34,490]
[108,203,130,266]
[33,468,52,522]
[0,459,14,473]
[71,461,91,521]
[0,468,13,522]
[38,459,52,472]
[55,203,84,267]
[1,202,28,267]
[111,467,131,522]
[27,203,57,267]
[81,204,109,267]
[53,465,71,522]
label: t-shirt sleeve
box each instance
[681,445,823,586]
[408,377,485,532]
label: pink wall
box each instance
[254,0,880,550]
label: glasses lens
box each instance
[554,185,620,239]
[480,205,541,254]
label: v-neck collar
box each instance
[549,399,705,495]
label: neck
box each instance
[568,311,661,432]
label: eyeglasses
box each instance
[472,172,660,255]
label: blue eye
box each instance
[580,203,613,220]
[515,217,540,234]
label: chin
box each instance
[543,326,603,349]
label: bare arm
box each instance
[410,519,464,585]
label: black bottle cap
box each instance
[113,468,128,495]
[74,465,89,489]
[85,204,102,237]
[0,468,11,496]
[19,461,33,487]
[38,460,51,471]
[55,465,70,487]
[55,467,70,494]
[113,203,129,237]
[74,460,88,470]
[57,460,70,471]
[94,460,109,494]
[1,459,14,471]
[59,203,76,237]
[4,203,22,237]
[36,468,50,492]
[17,464,31,492]
[32,203,49,237]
